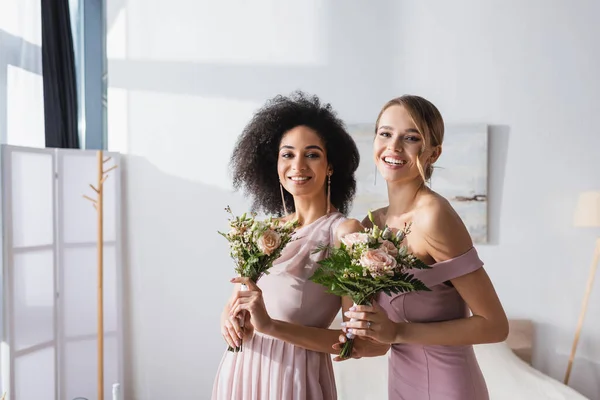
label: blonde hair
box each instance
[375,95,444,181]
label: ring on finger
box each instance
[367,321,372,329]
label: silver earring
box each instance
[374,165,377,186]
[280,182,288,216]
[327,174,331,214]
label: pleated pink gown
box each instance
[212,212,347,400]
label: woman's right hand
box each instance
[221,305,253,348]
[332,332,390,361]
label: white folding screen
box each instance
[0,145,123,400]
[1,146,56,400]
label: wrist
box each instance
[261,318,277,336]
[393,322,407,344]
[221,306,230,323]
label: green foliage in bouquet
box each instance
[310,211,432,358]
[219,206,299,351]
[219,206,299,282]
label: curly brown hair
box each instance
[230,91,360,215]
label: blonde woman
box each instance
[340,95,508,400]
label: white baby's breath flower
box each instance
[341,232,369,248]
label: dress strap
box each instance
[411,247,483,288]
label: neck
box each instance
[386,178,427,216]
[291,193,330,226]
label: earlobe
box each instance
[431,146,442,164]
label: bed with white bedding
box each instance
[331,319,589,400]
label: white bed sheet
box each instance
[475,342,588,400]
[331,342,589,399]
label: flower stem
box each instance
[227,338,243,353]
[339,338,354,359]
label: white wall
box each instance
[0,0,45,148]
[106,1,600,399]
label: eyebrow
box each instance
[378,125,420,134]
[279,145,325,152]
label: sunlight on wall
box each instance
[6,66,45,148]
[123,0,326,66]
[107,7,128,153]
[107,6,127,59]
[0,0,42,46]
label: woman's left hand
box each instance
[229,277,274,334]
[343,301,401,345]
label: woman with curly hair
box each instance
[211,91,379,400]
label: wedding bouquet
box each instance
[310,212,431,359]
[219,206,298,351]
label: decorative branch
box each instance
[103,156,112,164]
[83,195,98,204]
[89,184,99,193]
[103,164,118,174]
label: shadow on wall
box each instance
[534,322,600,400]
[106,1,400,123]
[120,155,248,399]
[486,125,510,245]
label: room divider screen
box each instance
[0,145,123,400]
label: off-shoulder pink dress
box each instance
[378,247,490,400]
[212,212,347,400]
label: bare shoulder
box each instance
[335,218,364,241]
[273,215,287,224]
[413,191,473,261]
[360,207,387,229]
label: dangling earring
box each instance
[427,164,435,186]
[280,181,288,216]
[373,165,377,186]
[326,173,332,214]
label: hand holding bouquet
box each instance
[219,206,298,351]
[310,212,431,359]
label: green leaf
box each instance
[368,210,375,225]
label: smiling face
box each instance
[374,104,440,184]
[277,125,330,199]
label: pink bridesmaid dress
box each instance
[378,247,490,400]
[212,212,347,400]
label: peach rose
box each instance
[341,232,369,248]
[380,240,399,257]
[257,229,281,255]
[360,248,397,277]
